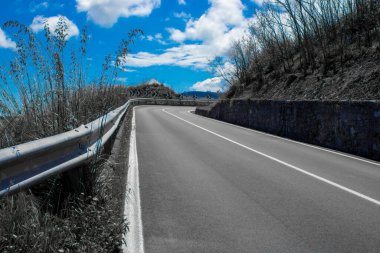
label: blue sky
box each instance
[0,0,263,92]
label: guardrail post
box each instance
[62,165,85,194]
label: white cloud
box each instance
[154,33,167,44]
[178,0,186,5]
[122,44,214,69]
[76,0,161,27]
[111,60,138,72]
[173,11,191,21]
[147,78,160,84]
[30,1,49,13]
[190,77,227,92]
[121,0,253,70]
[145,33,167,44]
[252,0,277,5]
[120,67,137,72]
[0,29,16,50]
[116,77,127,83]
[168,0,246,43]
[166,28,186,42]
[252,0,265,4]
[30,15,79,40]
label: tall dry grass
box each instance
[0,18,141,252]
[0,18,141,148]
[218,0,380,99]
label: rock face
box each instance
[196,99,380,161]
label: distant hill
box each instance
[126,83,221,100]
[181,91,220,99]
[127,82,177,99]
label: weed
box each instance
[0,18,141,252]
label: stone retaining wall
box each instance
[196,99,380,161]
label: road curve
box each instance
[135,105,380,253]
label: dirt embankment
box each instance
[228,44,380,101]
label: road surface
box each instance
[134,105,380,253]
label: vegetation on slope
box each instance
[126,81,178,99]
[0,20,141,148]
[217,0,380,100]
[0,18,141,252]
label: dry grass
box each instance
[0,163,127,252]
[0,18,141,252]
[219,0,380,100]
[0,19,141,148]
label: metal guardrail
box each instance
[0,98,215,196]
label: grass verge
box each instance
[0,107,133,252]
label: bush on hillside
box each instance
[218,0,380,100]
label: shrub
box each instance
[0,18,141,251]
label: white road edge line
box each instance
[123,107,144,253]
[187,110,380,166]
[163,108,380,207]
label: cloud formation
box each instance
[122,44,213,69]
[145,33,167,45]
[190,77,227,92]
[252,0,277,5]
[30,1,49,13]
[121,0,252,70]
[168,0,245,44]
[173,11,191,21]
[116,77,128,83]
[0,28,16,50]
[30,15,79,40]
[76,0,161,27]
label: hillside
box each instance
[227,45,380,101]
[127,82,177,99]
[126,83,221,100]
[181,91,220,99]
[221,0,380,101]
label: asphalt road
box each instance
[135,105,380,253]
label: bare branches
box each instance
[223,0,380,98]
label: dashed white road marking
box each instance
[163,108,380,207]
